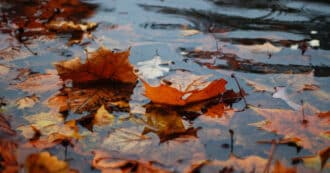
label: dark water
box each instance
[0,0,329,172]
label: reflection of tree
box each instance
[181,48,330,77]
[0,0,98,41]
[140,3,330,50]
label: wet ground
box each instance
[0,0,330,172]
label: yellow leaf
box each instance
[93,105,115,126]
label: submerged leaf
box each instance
[0,113,16,135]
[55,46,137,83]
[250,106,330,151]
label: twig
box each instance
[263,140,277,173]
[231,74,248,108]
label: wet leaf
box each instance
[0,113,16,135]
[92,150,171,173]
[238,42,282,54]
[186,154,268,173]
[0,140,18,173]
[25,152,70,173]
[137,55,170,79]
[14,71,63,94]
[17,112,81,149]
[205,103,225,118]
[47,82,134,113]
[0,64,10,76]
[143,105,198,142]
[292,146,330,171]
[181,29,200,36]
[272,160,297,173]
[55,46,137,84]
[142,72,227,106]
[46,21,98,33]
[16,94,39,109]
[250,106,330,151]
[93,105,115,126]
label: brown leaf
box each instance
[47,82,134,113]
[25,152,70,173]
[301,84,320,91]
[250,106,330,151]
[142,78,226,106]
[92,150,171,173]
[272,160,297,173]
[143,104,198,142]
[0,139,18,173]
[55,46,137,84]
[0,113,16,135]
[185,153,268,173]
[14,71,63,94]
[292,146,330,171]
[15,94,39,109]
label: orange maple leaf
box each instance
[142,78,227,106]
[55,46,137,84]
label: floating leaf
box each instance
[272,160,296,173]
[25,152,70,173]
[0,113,16,135]
[181,29,200,36]
[46,21,98,32]
[55,46,137,84]
[143,104,198,142]
[16,94,39,109]
[0,64,10,76]
[142,72,226,106]
[0,140,18,173]
[93,105,115,126]
[186,154,268,173]
[92,150,171,173]
[250,106,330,151]
[292,146,330,171]
[14,71,63,94]
[47,82,134,113]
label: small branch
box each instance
[263,140,277,173]
[231,74,248,109]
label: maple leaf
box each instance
[250,106,330,152]
[142,71,227,106]
[92,150,171,173]
[292,146,330,172]
[54,46,137,84]
[25,152,72,173]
